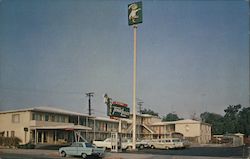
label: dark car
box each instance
[18,142,35,149]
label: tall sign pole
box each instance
[132,24,137,150]
[128,1,142,150]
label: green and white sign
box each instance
[110,105,130,118]
[128,1,143,26]
[107,103,130,118]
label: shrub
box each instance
[0,137,22,148]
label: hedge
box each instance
[0,136,22,148]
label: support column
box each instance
[34,129,37,144]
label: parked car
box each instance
[93,138,113,149]
[149,138,185,150]
[93,138,144,150]
[59,142,105,158]
[181,139,191,148]
[17,142,35,149]
[137,139,151,149]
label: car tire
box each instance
[139,145,144,149]
[60,151,66,157]
[126,146,132,150]
[150,145,155,149]
[81,153,87,159]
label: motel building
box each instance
[0,106,211,145]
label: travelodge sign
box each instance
[108,101,130,118]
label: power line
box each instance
[86,92,94,116]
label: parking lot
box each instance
[128,146,249,158]
[0,146,249,159]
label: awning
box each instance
[30,124,92,130]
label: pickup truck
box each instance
[59,142,105,158]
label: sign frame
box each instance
[128,1,143,26]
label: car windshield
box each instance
[172,139,181,142]
[85,143,94,148]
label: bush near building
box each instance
[0,136,21,148]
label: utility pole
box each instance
[86,92,94,116]
[137,101,143,114]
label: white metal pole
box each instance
[132,25,137,150]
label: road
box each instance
[133,146,246,158]
[0,146,248,159]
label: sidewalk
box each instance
[0,148,245,159]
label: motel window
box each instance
[108,123,111,129]
[105,123,108,131]
[55,116,59,122]
[32,113,35,120]
[12,114,20,123]
[45,114,49,121]
[11,131,15,137]
[96,122,100,131]
[51,115,55,122]
[60,116,66,123]
[32,113,43,121]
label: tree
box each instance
[200,112,224,135]
[223,104,241,133]
[200,104,249,136]
[237,107,250,136]
[162,113,182,121]
[141,108,159,116]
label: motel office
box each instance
[0,106,211,144]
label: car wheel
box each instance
[126,146,132,150]
[81,153,87,159]
[60,151,66,157]
[165,146,169,150]
[139,145,144,149]
[150,145,155,149]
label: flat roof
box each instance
[30,124,92,130]
[0,106,128,123]
[0,106,91,117]
[151,119,211,126]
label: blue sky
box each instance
[0,0,249,118]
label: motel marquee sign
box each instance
[109,101,130,118]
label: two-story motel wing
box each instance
[0,106,211,145]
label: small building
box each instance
[212,133,244,146]
[150,119,211,144]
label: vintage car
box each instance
[59,142,105,158]
[93,137,146,150]
[149,138,185,149]
[93,137,132,150]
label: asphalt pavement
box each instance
[0,147,248,159]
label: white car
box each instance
[136,139,151,149]
[59,142,105,158]
[93,138,138,150]
[93,138,113,149]
[149,138,185,149]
